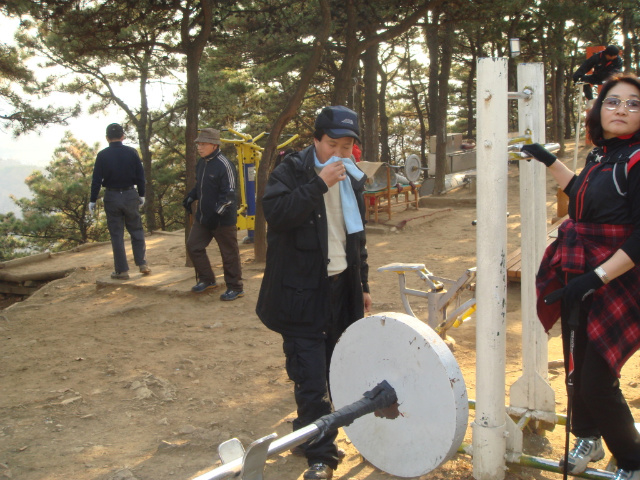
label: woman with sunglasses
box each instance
[523,74,640,480]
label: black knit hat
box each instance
[604,45,619,56]
[106,123,124,139]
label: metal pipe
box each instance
[508,88,533,100]
[516,454,614,480]
[458,443,615,480]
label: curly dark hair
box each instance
[585,74,640,142]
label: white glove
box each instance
[139,197,145,208]
[89,202,96,215]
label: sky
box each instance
[0,17,111,166]
[0,15,178,168]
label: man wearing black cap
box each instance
[573,45,623,101]
[256,106,372,480]
[90,123,149,280]
[183,128,243,300]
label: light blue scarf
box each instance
[314,154,365,234]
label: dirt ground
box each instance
[2,142,640,480]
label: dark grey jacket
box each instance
[187,149,237,229]
[256,145,369,338]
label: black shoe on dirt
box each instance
[303,463,333,480]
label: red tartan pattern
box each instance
[536,218,640,376]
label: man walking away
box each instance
[90,123,150,280]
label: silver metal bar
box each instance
[191,381,397,480]
[191,425,319,480]
[508,88,534,100]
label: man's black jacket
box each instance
[256,145,369,338]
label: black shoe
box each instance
[220,289,244,301]
[303,463,333,480]
[111,271,130,280]
[191,281,218,293]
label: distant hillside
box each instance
[0,159,40,215]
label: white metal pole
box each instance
[473,57,508,480]
[573,85,582,172]
[509,63,555,414]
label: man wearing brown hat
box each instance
[256,106,372,479]
[90,123,150,280]
[183,128,243,299]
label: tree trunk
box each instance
[181,0,213,267]
[556,23,566,154]
[622,7,632,72]
[332,0,360,105]
[362,43,379,163]
[332,0,438,105]
[466,35,479,139]
[426,10,440,138]
[254,0,332,263]
[434,15,453,196]
[405,44,427,167]
[378,63,391,164]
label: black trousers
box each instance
[562,301,640,470]
[582,74,604,100]
[186,221,243,290]
[281,271,348,470]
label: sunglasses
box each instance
[602,97,640,112]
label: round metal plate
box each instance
[330,312,468,478]
[404,154,422,183]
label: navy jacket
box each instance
[90,141,145,202]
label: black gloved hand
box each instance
[521,143,557,167]
[562,270,604,303]
[182,196,195,213]
[572,73,583,83]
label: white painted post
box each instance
[473,57,508,480]
[509,63,555,414]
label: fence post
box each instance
[473,57,508,480]
[509,62,555,416]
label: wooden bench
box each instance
[363,184,420,223]
[506,215,567,282]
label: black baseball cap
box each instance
[315,106,360,142]
[106,123,124,139]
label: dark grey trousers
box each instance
[103,189,146,273]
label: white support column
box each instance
[509,63,555,414]
[472,57,508,480]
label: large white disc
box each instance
[404,154,422,183]
[330,312,468,477]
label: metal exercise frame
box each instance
[377,263,476,335]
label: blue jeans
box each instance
[103,189,146,273]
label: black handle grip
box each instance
[312,380,398,441]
